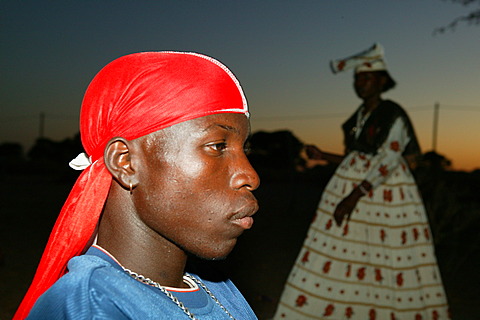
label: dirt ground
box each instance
[1,173,479,319]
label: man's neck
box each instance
[97,187,189,288]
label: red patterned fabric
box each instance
[273,113,449,319]
[14,51,248,319]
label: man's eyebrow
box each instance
[204,123,240,134]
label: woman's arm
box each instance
[363,116,412,189]
[305,145,344,165]
[333,117,412,226]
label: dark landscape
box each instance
[1,131,479,319]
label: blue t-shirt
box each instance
[27,247,257,319]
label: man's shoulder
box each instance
[27,255,132,319]
[35,255,112,293]
[50,254,118,291]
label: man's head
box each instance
[91,51,258,259]
[16,51,255,319]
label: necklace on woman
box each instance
[351,107,371,139]
[123,268,236,320]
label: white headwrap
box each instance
[330,43,387,74]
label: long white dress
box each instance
[273,109,449,319]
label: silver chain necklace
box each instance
[123,268,236,320]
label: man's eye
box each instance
[208,142,227,152]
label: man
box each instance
[15,52,260,319]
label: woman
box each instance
[273,45,449,319]
[15,52,260,319]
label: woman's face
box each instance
[132,113,260,260]
[353,71,385,100]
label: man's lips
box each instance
[230,200,259,230]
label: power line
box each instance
[253,104,480,121]
[0,114,78,123]
[435,105,480,112]
[253,112,348,121]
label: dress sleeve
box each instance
[364,116,411,189]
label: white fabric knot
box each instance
[69,152,92,170]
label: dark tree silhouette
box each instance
[0,142,25,174]
[27,133,82,176]
[248,130,305,175]
[418,151,452,170]
[435,0,480,33]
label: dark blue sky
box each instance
[2,1,479,170]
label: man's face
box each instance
[132,113,260,260]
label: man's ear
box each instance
[104,137,139,191]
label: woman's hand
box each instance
[305,145,322,160]
[333,182,371,226]
[333,194,359,226]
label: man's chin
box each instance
[195,249,232,261]
[186,243,236,262]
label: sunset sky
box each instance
[2,1,480,171]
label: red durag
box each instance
[14,52,248,319]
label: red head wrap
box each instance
[14,52,249,319]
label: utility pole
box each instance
[432,102,439,151]
[39,112,45,139]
